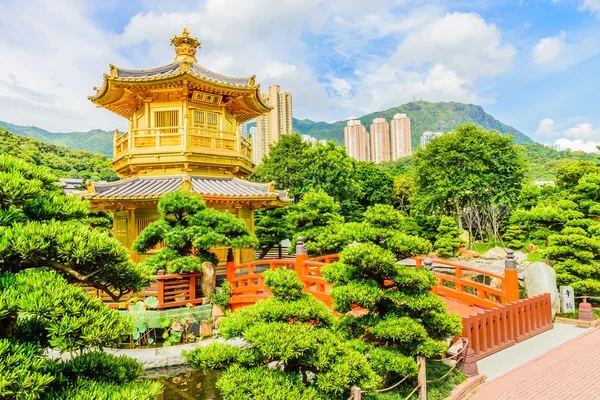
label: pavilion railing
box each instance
[113,126,253,163]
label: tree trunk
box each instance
[201,261,216,298]
[0,312,17,339]
[454,196,463,230]
[259,245,272,260]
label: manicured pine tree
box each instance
[320,205,463,385]
[0,155,161,399]
[133,190,258,276]
[185,268,380,399]
[433,216,463,257]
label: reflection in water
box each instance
[153,370,222,400]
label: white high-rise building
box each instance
[344,120,369,162]
[370,118,390,163]
[390,113,411,159]
[420,131,444,147]
[239,122,248,138]
[254,85,293,164]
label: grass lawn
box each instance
[526,252,545,262]
[369,362,466,400]
[556,308,600,320]
[469,241,503,254]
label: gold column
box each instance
[128,207,136,259]
[183,98,189,152]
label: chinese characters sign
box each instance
[560,286,575,313]
[192,91,222,106]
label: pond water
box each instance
[147,367,222,400]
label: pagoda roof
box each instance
[85,175,290,203]
[108,62,251,87]
[88,28,271,122]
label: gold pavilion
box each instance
[86,28,289,271]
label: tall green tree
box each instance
[414,123,526,236]
[254,207,293,258]
[0,155,161,399]
[253,135,384,219]
[251,134,313,202]
[354,162,394,209]
[286,189,344,255]
[133,190,258,275]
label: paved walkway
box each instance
[477,323,589,379]
[468,326,600,399]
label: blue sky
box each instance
[0,0,598,151]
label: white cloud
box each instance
[533,31,566,64]
[535,118,600,153]
[333,12,513,117]
[580,0,600,17]
[0,0,126,131]
[532,30,599,68]
[535,118,559,136]
[392,12,516,79]
[564,122,600,139]
[328,76,353,98]
[554,138,600,153]
[0,2,520,132]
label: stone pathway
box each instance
[468,326,600,399]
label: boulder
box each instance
[523,262,560,318]
[520,261,533,268]
[513,251,528,264]
[459,230,470,244]
[481,247,507,260]
[201,261,216,297]
[527,243,539,253]
[459,249,480,258]
[488,277,503,303]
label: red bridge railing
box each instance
[84,271,204,309]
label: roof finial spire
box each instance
[171,27,200,63]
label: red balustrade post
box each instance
[157,270,165,306]
[189,274,196,301]
[226,248,235,282]
[295,237,308,278]
[504,249,520,303]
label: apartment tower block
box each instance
[390,113,412,158]
[344,120,370,161]
[255,85,293,164]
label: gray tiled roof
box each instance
[88,176,289,201]
[116,63,180,78]
[189,64,249,86]
[115,62,248,86]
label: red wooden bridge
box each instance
[225,244,553,360]
[87,241,553,360]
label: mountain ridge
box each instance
[291,101,532,150]
[1,101,532,157]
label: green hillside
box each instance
[292,101,533,149]
[0,121,114,158]
[522,142,599,181]
[0,127,117,181]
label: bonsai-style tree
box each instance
[133,190,258,293]
[185,268,380,399]
[321,242,463,385]
[502,225,526,250]
[0,155,161,398]
[433,216,463,257]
